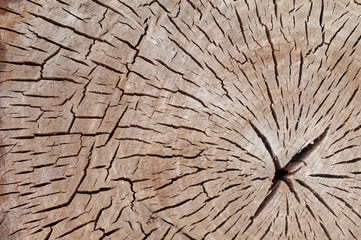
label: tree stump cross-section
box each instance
[1,0,361,239]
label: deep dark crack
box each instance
[273,168,288,183]
[244,125,329,233]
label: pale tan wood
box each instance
[1,0,361,239]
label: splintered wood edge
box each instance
[0,0,361,239]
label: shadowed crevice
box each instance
[243,126,329,233]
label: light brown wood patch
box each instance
[1,0,361,239]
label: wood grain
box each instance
[1,0,361,239]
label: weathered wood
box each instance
[1,0,361,239]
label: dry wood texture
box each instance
[1,0,361,239]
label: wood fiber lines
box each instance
[1,0,361,239]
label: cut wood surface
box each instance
[1,0,361,239]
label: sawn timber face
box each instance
[0,0,361,239]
